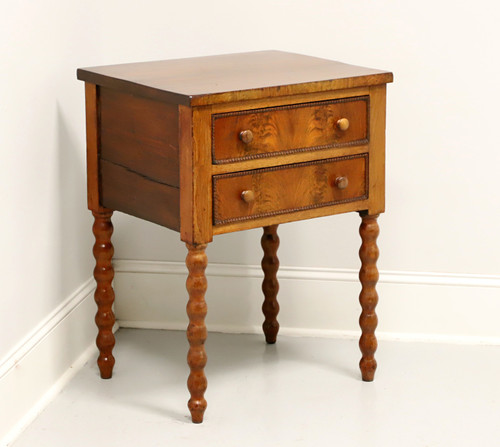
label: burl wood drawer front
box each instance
[212,96,368,164]
[213,154,368,225]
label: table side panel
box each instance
[99,87,180,187]
[100,159,180,230]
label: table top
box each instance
[77,50,393,106]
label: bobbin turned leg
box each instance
[185,243,208,423]
[358,212,380,382]
[92,209,116,379]
[261,225,280,344]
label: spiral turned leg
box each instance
[92,210,116,379]
[261,225,280,344]
[358,213,380,382]
[185,244,208,423]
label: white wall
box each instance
[107,0,500,336]
[1,3,105,439]
[1,2,97,362]
[1,0,499,439]
[94,0,500,277]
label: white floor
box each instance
[11,329,500,447]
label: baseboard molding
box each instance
[113,259,500,288]
[0,343,98,447]
[113,259,500,345]
[0,279,98,446]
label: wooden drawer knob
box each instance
[239,130,254,144]
[336,118,350,131]
[335,176,349,190]
[241,190,255,203]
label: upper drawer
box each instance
[212,96,368,164]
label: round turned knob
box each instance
[335,176,349,190]
[239,130,254,144]
[241,190,255,203]
[336,118,350,131]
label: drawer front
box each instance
[212,96,368,164]
[213,154,368,225]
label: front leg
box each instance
[358,212,380,381]
[185,243,208,423]
[261,225,280,344]
[92,209,116,379]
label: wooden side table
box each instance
[77,51,393,423]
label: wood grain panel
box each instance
[100,87,180,187]
[213,154,367,225]
[213,97,368,163]
[77,51,393,106]
[100,159,180,230]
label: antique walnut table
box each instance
[77,51,393,423]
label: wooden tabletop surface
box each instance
[77,51,393,106]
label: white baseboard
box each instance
[113,259,500,345]
[0,279,98,447]
[114,259,500,288]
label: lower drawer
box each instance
[213,154,368,225]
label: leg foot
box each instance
[358,213,380,382]
[185,243,208,423]
[92,209,116,379]
[261,225,280,344]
